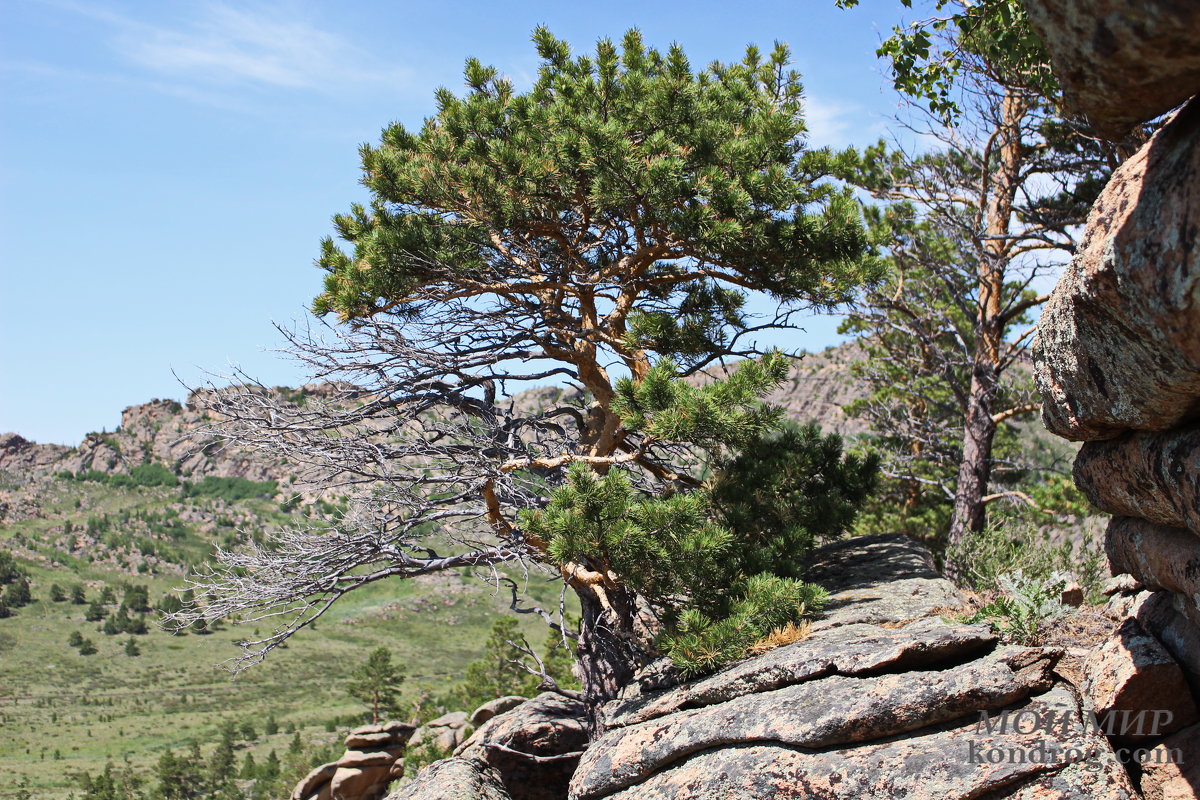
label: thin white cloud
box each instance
[803,94,885,149]
[44,0,410,95]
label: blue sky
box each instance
[1,0,914,445]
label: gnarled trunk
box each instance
[573,582,651,737]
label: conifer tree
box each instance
[49,583,66,602]
[3,576,31,608]
[348,647,406,724]
[71,584,87,605]
[452,618,539,711]
[261,750,280,781]
[239,752,257,780]
[85,600,106,622]
[177,28,878,723]
[836,0,1140,579]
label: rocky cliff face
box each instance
[0,346,869,488]
[0,384,363,487]
[1029,1,1200,797]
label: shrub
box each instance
[947,516,1106,602]
[181,476,277,502]
[129,462,179,488]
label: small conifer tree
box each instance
[348,647,406,724]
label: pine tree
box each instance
[0,552,20,584]
[207,722,237,793]
[124,638,140,657]
[78,638,97,656]
[261,750,280,781]
[158,593,184,614]
[71,584,87,605]
[238,752,257,780]
[68,631,84,648]
[452,618,539,711]
[348,647,405,724]
[99,585,116,604]
[263,713,279,736]
[835,0,1136,578]
[123,584,150,612]
[154,747,203,800]
[181,28,878,722]
[85,600,106,622]
[49,584,66,602]
[3,576,31,608]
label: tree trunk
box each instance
[945,359,999,583]
[944,89,1027,584]
[573,582,651,737]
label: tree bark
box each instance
[573,581,651,737]
[944,90,1027,584]
[945,360,1000,582]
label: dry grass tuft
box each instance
[748,620,812,655]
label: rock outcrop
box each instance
[569,533,1136,800]
[1074,426,1200,534]
[294,721,415,800]
[0,433,69,473]
[387,535,1145,800]
[1024,0,1200,139]
[388,693,588,800]
[1080,617,1198,744]
[1033,98,1200,441]
[1030,4,1200,795]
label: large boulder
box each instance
[581,686,1133,800]
[386,756,510,800]
[1034,98,1200,440]
[469,696,526,727]
[294,722,415,800]
[409,712,474,752]
[1074,425,1200,534]
[1023,0,1200,139]
[389,693,587,800]
[1139,721,1200,800]
[1106,517,1200,624]
[605,617,996,728]
[454,693,588,800]
[1080,617,1198,743]
[1136,590,1200,697]
[568,534,1135,800]
[571,646,1059,800]
[804,532,964,629]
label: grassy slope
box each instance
[0,478,563,799]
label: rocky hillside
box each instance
[0,344,868,513]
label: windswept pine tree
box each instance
[173,28,879,725]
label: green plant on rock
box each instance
[947,516,1106,602]
[967,568,1071,645]
[523,404,876,678]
